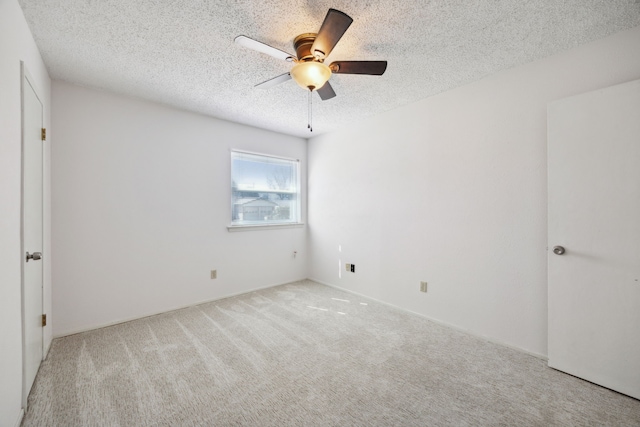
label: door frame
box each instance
[20,61,45,408]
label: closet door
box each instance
[547,79,640,400]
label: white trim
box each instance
[308,277,548,361]
[53,278,307,338]
[20,60,27,414]
[43,337,52,360]
[53,276,548,360]
[230,148,300,162]
[14,409,24,427]
[227,222,305,232]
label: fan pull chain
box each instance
[307,89,313,132]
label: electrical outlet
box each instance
[420,281,427,292]
[211,270,217,279]
[346,263,351,271]
[350,264,355,273]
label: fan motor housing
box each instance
[293,33,319,61]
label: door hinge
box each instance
[42,314,47,327]
[41,128,46,141]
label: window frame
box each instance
[228,149,303,231]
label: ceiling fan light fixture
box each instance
[235,9,386,130]
[290,61,331,91]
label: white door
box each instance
[22,65,44,405]
[548,79,640,399]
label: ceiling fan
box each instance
[234,8,387,130]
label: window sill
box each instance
[227,223,305,232]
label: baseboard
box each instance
[43,337,52,360]
[53,277,308,338]
[308,277,548,361]
[14,408,24,427]
[52,277,548,361]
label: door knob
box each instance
[26,251,42,262]
[552,246,565,255]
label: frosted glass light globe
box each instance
[290,61,331,91]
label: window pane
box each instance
[231,151,299,225]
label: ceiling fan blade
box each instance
[255,72,292,89]
[329,61,387,75]
[310,9,353,59]
[234,35,294,62]
[316,81,336,100]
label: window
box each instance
[230,150,301,227]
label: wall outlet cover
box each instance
[211,270,217,279]
[420,281,427,292]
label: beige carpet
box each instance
[22,280,640,426]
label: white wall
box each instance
[0,0,52,425]
[51,82,307,337]
[308,25,640,357]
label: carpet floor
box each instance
[22,280,640,426]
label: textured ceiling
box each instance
[18,0,640,138]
